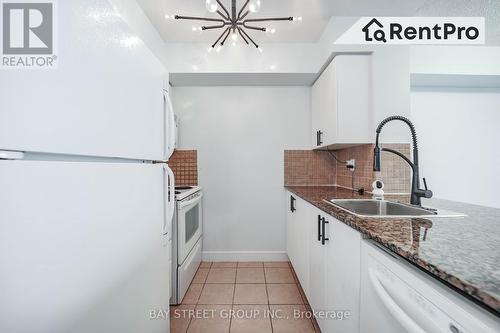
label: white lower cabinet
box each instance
[286,191,361,333]
[285,191,311,296]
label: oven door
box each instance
[177,192,203,265]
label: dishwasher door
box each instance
[360,240,500,333]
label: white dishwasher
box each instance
[360,240,500,333]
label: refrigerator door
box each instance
[0,0,166,160]
[0,160,169,333]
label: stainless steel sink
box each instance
[325,199,464,218]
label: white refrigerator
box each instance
[0,0,176,332]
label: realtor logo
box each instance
[1,0,57,68]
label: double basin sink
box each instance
[326,199,465,218]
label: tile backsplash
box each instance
[284,144,411,194]
[284,150,336,186]
[169,150,198,186]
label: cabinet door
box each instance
[285,192,310,295]
[312,60,337,149]
[336,55,372,144]
[308,207,328,330]
[311,70,325,148]
[324,215,361,333]
[320,59,338,148]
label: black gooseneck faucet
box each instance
[373,115,433,206]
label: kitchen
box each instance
[0,0,499,333]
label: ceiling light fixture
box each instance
[175,0,298,51]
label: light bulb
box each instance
[205,0,218,13]
[266,27,276,34]
[207,46,213,53]
[248,0,261,13]
[293,16,303,22]
[257,46,263,53]
[231,32,238,41]
[216,45,222,53]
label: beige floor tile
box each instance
[192,268,209,284]
[212,261,238,268]
[270,305,315,333]
[267,284,304,305]
[265,267,295,283]
[182,283,203,305]
[236,268,265,284]
[264,261,290,268]
[230,305,272,333]
[237,262,263,268]
[233,284,268,304]
[170,305,195,333]
[187,305,231,333]
[206,268,236,283]
[200,261,212,268]
[198,284,235,304]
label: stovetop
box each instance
[174,185,201,200]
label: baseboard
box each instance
[202,251,289,262]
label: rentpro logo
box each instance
[362,18,480,43]
[335,17,485,45]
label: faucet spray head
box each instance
[373,146,381,172]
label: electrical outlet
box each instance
[346,159,356,170]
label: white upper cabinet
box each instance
[312,54,373,149]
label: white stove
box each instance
[170,185,203,305]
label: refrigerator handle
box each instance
[166,165,176,224]
[163,89,176,160]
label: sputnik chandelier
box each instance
[175,0,301,52]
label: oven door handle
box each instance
[179,193,203,210]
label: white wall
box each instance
[110,0,169,68]
[172,87,311,260]
[411,87,500,209]
[410,46,500,76]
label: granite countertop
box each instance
[285,185,500,315]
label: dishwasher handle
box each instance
[368,268,426,333]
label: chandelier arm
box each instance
[175,15,226,23]
[211,27,230,48]
[237,27,249,44]
[242,24,266,32]
[237,0,249,20]
[221,27,232,45]
[202,22,228,30]
[216,10,229,21]
[216,0,231,21]
[239,28,258,48]
[244,17,293,23]
[239,11,250,21]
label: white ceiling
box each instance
[137,0,500,44]
[137,0,428,43]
